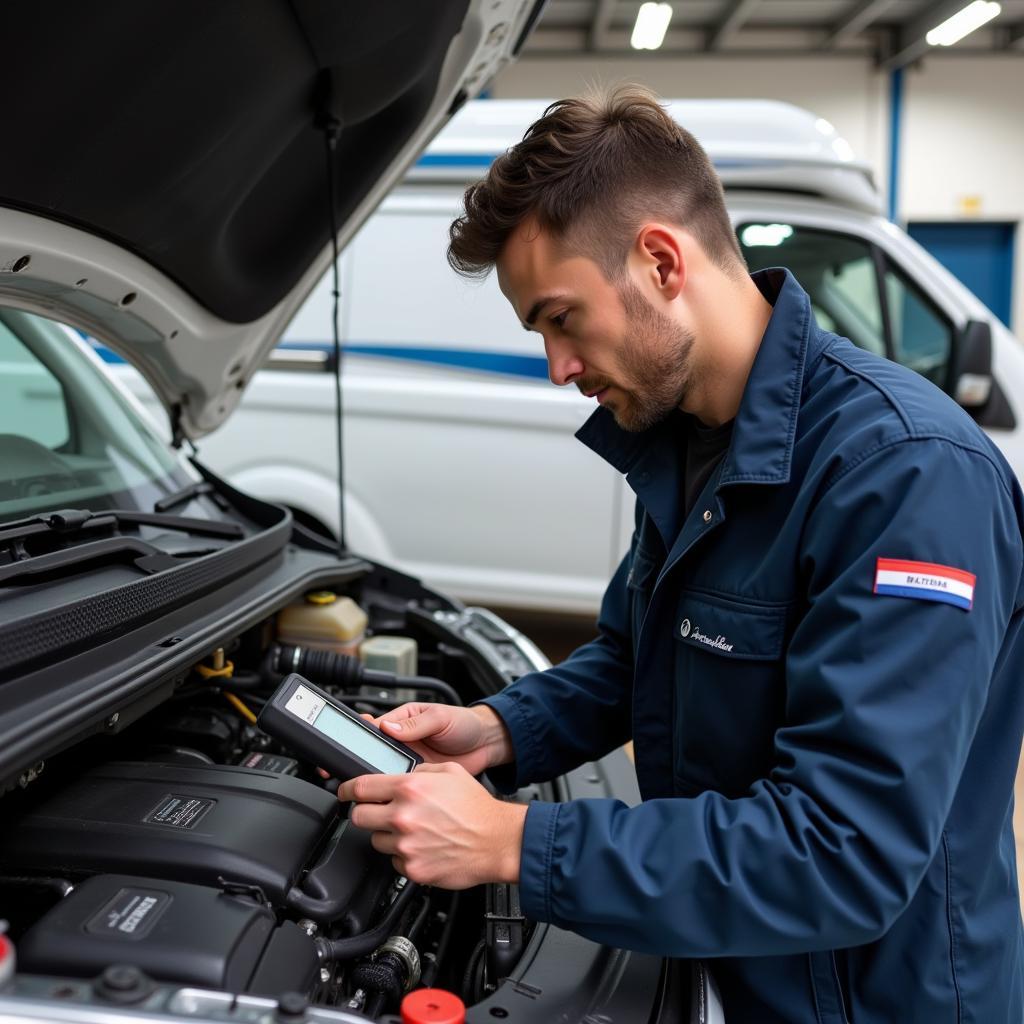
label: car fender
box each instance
[228,463,395,564]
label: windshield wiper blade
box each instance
[154,480,215,513]
[0,508,243,546]
[97,509,242,539]
[0,535,208,586]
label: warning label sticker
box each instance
[143,794,215,830]
[238,752,298,775]
[86,887,171,940]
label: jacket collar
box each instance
[576,268,813,490]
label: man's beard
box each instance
[579,280,696,432]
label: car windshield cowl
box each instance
[0,507,244,545]
[0,506,249,588]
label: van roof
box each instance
[411,98,882,216]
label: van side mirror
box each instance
[949,319,993,409]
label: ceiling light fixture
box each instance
[926,1,1001,47]
[631,2,673,50]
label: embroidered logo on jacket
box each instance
[873,557,976,611]
[680,618,734,652]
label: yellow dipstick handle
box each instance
[195,660,234,680]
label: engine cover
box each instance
[16,874,318,994]
[0,761,339,904]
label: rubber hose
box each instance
[268,644,463,706]
[316,881,418,961]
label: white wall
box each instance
[491,56,889,199]
[900,56,1024,331]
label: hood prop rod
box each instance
[316,88,347,558]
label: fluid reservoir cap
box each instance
[305,590,337,606]
[401,988,466,1024]
[0,933,14,989]
[93,964,154,1004]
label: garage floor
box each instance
[497,608,1024,918]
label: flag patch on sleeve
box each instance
[874,558,976,611]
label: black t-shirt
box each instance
[682,414,733,519]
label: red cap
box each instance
[401,988,466,1024]
[0,934,11,960]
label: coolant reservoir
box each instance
[277,591,368,655]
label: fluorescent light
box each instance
[741,224,794,248]
[926,1,1001,47]
[631,3,673,50]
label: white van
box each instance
[110,99,1024,616]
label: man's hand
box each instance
[363,702,514,777]
[339,762,528,888]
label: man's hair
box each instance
[447,85,745,281]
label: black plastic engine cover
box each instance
[0,762,339,904]
[16,874,318,993]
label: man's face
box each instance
[496,220,695,432]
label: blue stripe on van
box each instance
[343,343,549,378]
[93,344,127,363]
[415,153,498,167]
[416,152,783,171]
[90,340,550,380]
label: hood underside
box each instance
[0,0,539,437]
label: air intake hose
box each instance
[266,644,462,706]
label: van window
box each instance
[883,261,954,388]
[739,225,886,356]
[738,224,955,390]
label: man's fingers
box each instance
[376,702,429,727]
[370,831,399,856]
[380,704,447,741]
[349,802,395,832]
[337,773,402,804]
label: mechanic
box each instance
[337,86,1024,1021]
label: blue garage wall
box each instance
[908,222,1016,329]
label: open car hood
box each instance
[0,0,542,440]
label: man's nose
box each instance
[544,336,584,387]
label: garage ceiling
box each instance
[522,0,1024,67]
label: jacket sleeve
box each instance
[514,438,1024,957]
[477,536,637,791]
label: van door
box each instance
[266,192,625,615]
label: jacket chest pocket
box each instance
[673,591,790,797]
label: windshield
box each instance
[0,308,199,524]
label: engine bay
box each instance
[0,573,545,1020]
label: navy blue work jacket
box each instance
[482,269,1024,1022]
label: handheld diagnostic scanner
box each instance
[258,673,422,781]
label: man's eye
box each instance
[551,311,569,329]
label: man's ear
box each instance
[635,224,685,300]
